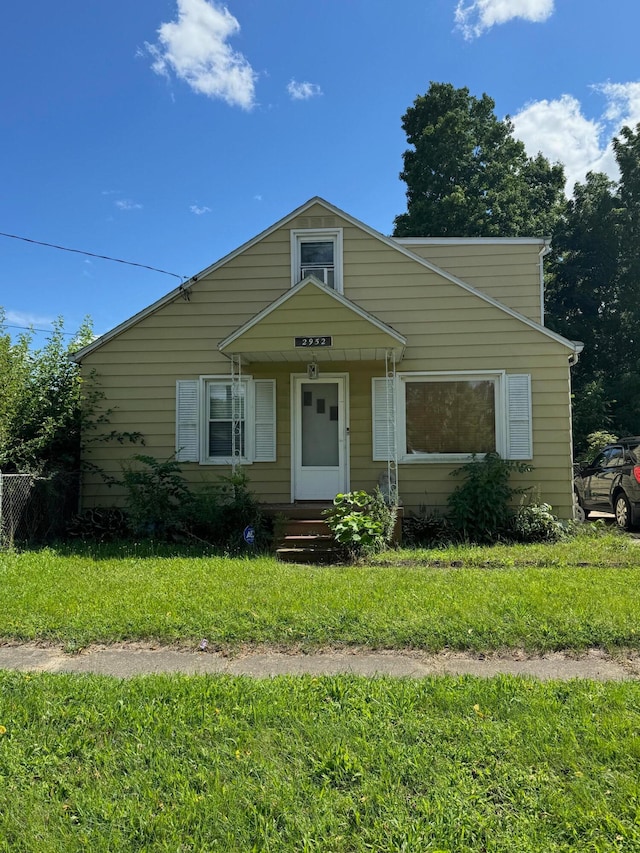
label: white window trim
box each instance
[397,371,507,463]
[290,228,344,293]
[200,374,253,466]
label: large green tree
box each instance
[546,124,640,449]
[0,313,94,473]
[393,82,566,237]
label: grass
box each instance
[1,532,639,651]
[0,671,638,852]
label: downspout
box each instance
[539,240,552,326]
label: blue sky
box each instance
[2,0,639,346]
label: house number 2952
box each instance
[294,336,333,347]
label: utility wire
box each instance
[0,231,187,281]
[2,324,77,337]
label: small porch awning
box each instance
[218,277,406,363]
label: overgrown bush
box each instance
[324,489,397,561]
[447,453,533,543]
[118,456,267,550]
[0,313,94,474]
[403,506,457,547]
[120,454,194,538]
[188,469,269,551]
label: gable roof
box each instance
[71,196,582,362]
[218,276,407,363]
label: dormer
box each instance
[291,228,343,293]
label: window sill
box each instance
[400,452,495,464]
[201,458,252,466]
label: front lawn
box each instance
[1,534,638,651]
[1,671,639,852]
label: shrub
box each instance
[188,469,269,551]
[120,454,194,538]
[324,489,396,561]
[447,453,532,543]
[509,502,567,543]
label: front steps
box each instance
[264,504,341,564]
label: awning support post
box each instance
[230,353,243,472]
[385,349,398,506]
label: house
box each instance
[71,197,582,520]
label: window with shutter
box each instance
[372,372,532,463]
[175,377,277,465]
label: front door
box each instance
[292,375,348,500]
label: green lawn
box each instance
[2,535,640,851]
[0,533,639,651]
[1,671,639,852]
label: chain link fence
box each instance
[0,471,80,548]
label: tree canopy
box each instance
[393,82,566,238]
[546,124,640,449]
[0,313,94,473]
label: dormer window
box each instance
[291,228,343,293]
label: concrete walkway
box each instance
[1,642,639,681]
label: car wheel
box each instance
[573,491,589,522]
[614,492,632,530]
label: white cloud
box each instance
[512,82,640,194]
[287,80,322,101]
[4,309,56,329]
[455,0,554,39]
[115,199,143,211]
[145,0,257,109]
[190,204,211,214]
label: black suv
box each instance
[574,437,640,529]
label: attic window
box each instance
[291,228,343,293]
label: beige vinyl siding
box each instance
[79,204,574,517]
[394,242,544,323]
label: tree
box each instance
[0,312,94,473]
[546,124,640,450]
[393,82,566,238]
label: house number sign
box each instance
[294,336,333,347]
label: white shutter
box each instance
[253,379,276,462]
[372,377,395,461]
[176,380,199,462]
[506,374,532,460]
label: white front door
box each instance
[292,375,348,500]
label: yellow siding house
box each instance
[71,198,582,518]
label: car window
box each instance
[627,443,640,462]
[591,451,609,468]
[604,447,624,468]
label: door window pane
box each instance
[301,383,339,466]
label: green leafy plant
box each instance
[120,454,194,538]
[447,453,533,543]
[509,502,567,543]
[188,468,269,551]
[581,430,619,464]
[324,489,396,560]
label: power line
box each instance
[0,231,187,281]
[3,323,77,337]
